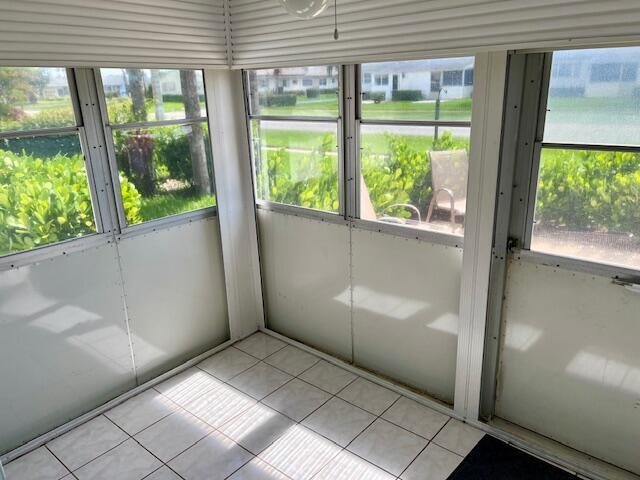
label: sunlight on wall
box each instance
[503,323,543,352]
[566,349,640,396]
[335,286,429,320]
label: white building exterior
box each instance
[255,66,339,93]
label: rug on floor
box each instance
[448,435,576,479]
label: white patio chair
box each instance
[426,149,468,229]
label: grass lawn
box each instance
[260,94,473,121]
[256,128,469,155]
[138,191,215,223]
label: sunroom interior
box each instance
[1,1,639,480]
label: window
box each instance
[363,73,372,84]
[303,79,312,87]
[247,66,340,213]
[0,67,97,256]
[442,70,463,86]
[319,78,327,87]
[374,74,389,86]
[530,47,640,270]
[359,57,474,236]
[464,68,474,86]
[99,68,215,227]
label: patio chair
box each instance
[426,149,468,229]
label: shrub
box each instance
[369,92,386,103]
[306,89,320,99]
[162,94,205,103]
[260,94,297,107]
[0,149,141,254]
[318,88,338,95]
[391,90,423,101]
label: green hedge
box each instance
[306,89,319,98]
[0,149,141,255]
[162,94,205,103]
[260,94,297,107]
[391,90,423,101]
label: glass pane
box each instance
[247,66,339,117]
[531,148,640,270]
[0,67,76,133]
[112,122,215,225]
[251,119,339,212]
[360,124,471,235]
[100,69,206,124]
[0,133,96,256]
[361,58,474,121]
[544,47,640,146]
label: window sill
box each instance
[116,206,218,241]
[351,218,464,248]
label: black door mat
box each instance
[448,435,577,479]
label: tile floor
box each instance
[4,332,487,480]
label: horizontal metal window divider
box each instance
[359,119,472,128]
[0,125,80,140]
[513,248,640,280]
[108,117,209,130]
[116,206,217,240]
[0,233,113,272]
[256,201,350,226]
[249,115,339,123]
[540,142,640,153]
[351,217,464,248]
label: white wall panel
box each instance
[0,0,228,67]
[0,243,135,454]
[258,210,352,360]
[118,217,229,383]
[228,0,640,67]
[496,260,640,475]
[352,229,462,404]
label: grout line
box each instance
[44,445,72,478]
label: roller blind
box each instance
[0,0,229,67]
[229,0,640,68]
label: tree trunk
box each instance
[150,70,164,121]
[126,69,154,195]
[180,70,211,196]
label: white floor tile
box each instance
[4,447,69,480]
[74,438,161,480]
[262,378,331,421]
[298,361,357,394]
[134,409,213,462]
[337,377,400,415]
[347,418,428,476]
[228,362,293,400]
[432,419,484,457]
[105,389,177,435]
[197,347,258,381]
[234,332,286,359]
[264,345,320,376]
[143,466,183,480]
[401,443,463,480]
[154,367,223,407]
[314,450,396,480]
[184,383,256,428]
[47,415,129,471]
[302,397,375,447]
[259,425,341,480]
[228,458,291,480]
[168,431,253,480]
[218,403,295,455]
[382,396,450,440]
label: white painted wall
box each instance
[495,259,640,475]
[351,229,462,403]
[0,216,229,454]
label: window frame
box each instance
[243,65,345,222]
[352,61,473,247]
[0,67,117,268]
[511,50,640,278]
[94,68,217,237]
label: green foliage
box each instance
[391,90,423,101]
[138,192,215,224]
[368,92,386,103]
[306,89,319,98]
[161,94,205,103]
[536,149,640,235]
[0,67,40,118]
[261,94,297,107]
[256,134,339,212]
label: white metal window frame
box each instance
[350,61,472,248]
[93,68,218,239]
[243,65,346,224]
[511,50,640,280]
[0,66,220,270]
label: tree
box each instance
[125,69,155,195]
[150,70,165,121]
[180,70,211,196]
[0,67,37,118]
